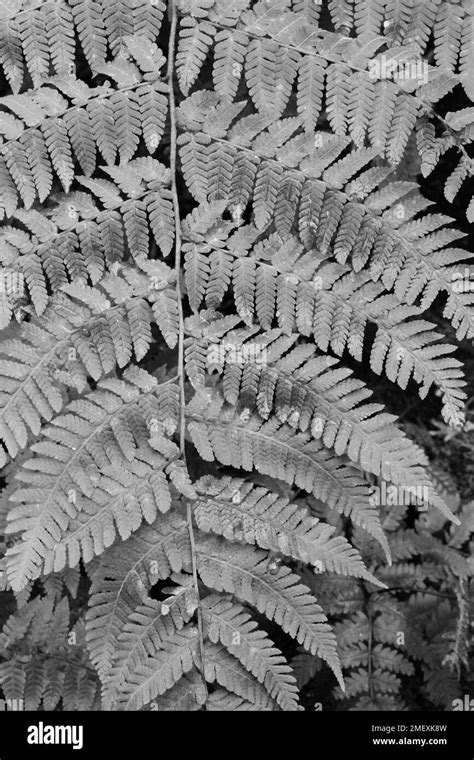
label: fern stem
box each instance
[167,0,208,706]
[3,1,45,19]
[448,578,469,677]
[365,593,375,703]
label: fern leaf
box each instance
[195,475,384,584]
[0,0,471,717]
[433,2,463,73]
[328,0,354,33]
[459,8,474,100]
[0,19,24,93]
[177,18,215,96]
[347,73,374,148]
[296,55,325,134]
[204,641,278,709]
[64,107,96,178]
[18,9,49,88]
[44,1,76,77]
[104,595,195,709]
[188,391,389,552]
[144,670,205,711]
[86,514,191,679]
[354,0,386,36]
[0,280,161,465]
[326,63,352,136]
[206,687,271,710]
[5,370,181,589]
[203,594,300,710]
[196,534,344,687]
[70,0,107,70]
[115,624,199,711]
[213,29,247,102]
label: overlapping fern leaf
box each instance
[0,591,99,710]
[0,0,473,712]
[301,486,473,710]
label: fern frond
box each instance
[1,170,171,322]
[86,513,191,679]
[183,225,466,424]
[104,594,195,709]
[188,390,388,553]
[0,595,99,710]
[4,369,184,590]
[0,0,471,716]
[202,594,300,711]
[203,641,279,710]
[114,624,199,711]
[196,533,344,686]
[177,18,215,95]
[0,77,168,216]
[195,475,383,585]
[0,287,156,465]
[0,0,166,85]
[143,670,205,711]
[207,329,456,506]
[206,687,272,711]
[178,98,474,354]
